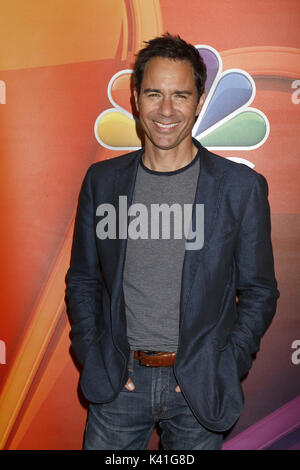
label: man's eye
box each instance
[175,94,187,99]
[148,93,160,98]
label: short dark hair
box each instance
[133,33,207,102]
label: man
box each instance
[66,34,279,450]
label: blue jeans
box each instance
[83,352,223,450]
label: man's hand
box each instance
[124,378,135,391]
[175,385,181,392]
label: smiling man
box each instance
[134,56,204,160]
[66,34,279,450]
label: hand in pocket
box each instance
[124,377,135,391]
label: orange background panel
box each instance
[0,0,125,69]
[0,0,299,450]
[160,0,300,50]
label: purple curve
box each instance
[222,395,300,450]
[196,46,220,96]
[194,71,254,137]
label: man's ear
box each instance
[133,88,139,112]
[196,93,205,116]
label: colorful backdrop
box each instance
[0,0,299,450]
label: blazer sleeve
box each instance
[65,165,103,366]
[229,172,280,379]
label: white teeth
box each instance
[155,121,178,128]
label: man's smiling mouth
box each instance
[153,121,179,129]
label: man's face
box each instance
[134,57,204,151]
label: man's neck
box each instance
[142,139,198,172]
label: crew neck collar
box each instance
[140,147,200,176]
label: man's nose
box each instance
[159,96,174,116]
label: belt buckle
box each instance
[138,350,157,367]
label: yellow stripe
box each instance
[0,221,73,449]
[132,0,163,53]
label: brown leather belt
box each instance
[134,350,176,367]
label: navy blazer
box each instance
[66,140,279,432]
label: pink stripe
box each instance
[222,395,300,450]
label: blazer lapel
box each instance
[180,144,225,321]
[110,149,143,314]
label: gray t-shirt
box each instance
[123,152,200,352]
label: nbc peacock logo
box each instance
[94,45,269,168]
